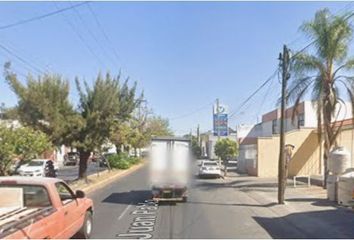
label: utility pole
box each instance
[216,98,222,166]
[278,45,290,204]
[197,124,200,146]
[216,98,220,142]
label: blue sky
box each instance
[0,1,351,135]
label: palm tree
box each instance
[288,8,354,188]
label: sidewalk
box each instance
[223,171,354,238]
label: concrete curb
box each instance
[70,161,146,194]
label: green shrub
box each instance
[116,159,131,169]
[107,153,140,169]
[128,156,140,165]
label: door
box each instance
[55,182,82,238]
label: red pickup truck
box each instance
[0,177,94,239]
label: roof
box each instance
[240,137,258,145]
[0,176,62,186]
[151,136,190,142]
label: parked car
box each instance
[0,176,94,239]
[18,159,58,177]
[91,152,100,162]
[198,160,221,178]
[63,152,80,166]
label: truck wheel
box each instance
[76,211,93,239]
[182,196,187,202]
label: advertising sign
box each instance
[213,104,229,136]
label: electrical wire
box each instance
[53,2,106,69]
[228,7,354,123]
[290,10,354,61]
[287,2,354,48]
[0,42,44,75]
[68,1,119,68]
[228,69,279,120]
[0,38,52,73]
[169,101,214,121]
[0,2,88,31]
[86,3,122,65]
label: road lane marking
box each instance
[116,200,158,239]
[118,204,132,220]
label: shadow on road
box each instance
[253,209,354,239]
[285,197,340,207]
[194,180,304,193]
[187,200,278,208]
[102,190,151,205]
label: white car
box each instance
[198,160,221,178]
[18,159,58,177]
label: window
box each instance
[27,161,44,167]
[272,119,278,134]
[55,182,75,205]
[0,185,51,208]
[298,113,305,128]
[203,162,218,166]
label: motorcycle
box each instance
[45,161,57,178]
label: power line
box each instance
[54,2,106,69]
[0,42,44,75]
[0,38,52,73]
[255,74,276,120]
[229,69,279,120]
[68,1,119,68]
[0,2,88,31]
[87,3,121,65]
[169,101,214,121]
[290,10,354,61]
[287,2,354,48]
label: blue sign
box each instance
[213,113,228,136]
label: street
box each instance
[89,164,354,239]
[57,162,107,182]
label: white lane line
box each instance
[117,204,132,220]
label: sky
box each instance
[0,1,352,135]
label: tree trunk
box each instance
[323,144,330,189]
[223,159,228,177]
[0,168,6,176]
[78,149,91,181]
[125,145,130,154]
[116,144,121,154]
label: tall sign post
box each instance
[213,99,229,172]
[213,100,229,137]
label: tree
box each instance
[110,122,132,154]
[4,62,76,147]
[191,136,202,158]
[214,138,238,176]
[214,138,238,161]
[109,80,142,154]
[0,124,51,176]
[288,9,354,188]
[74,72,140,179]
[183,134,201,158]
[145,116,173,137]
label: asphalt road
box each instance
[57,162,107,182]
[89,164,354,239]
[89,164,272,239]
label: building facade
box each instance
[238,101,354,177]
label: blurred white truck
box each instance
[149,137,191,203]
